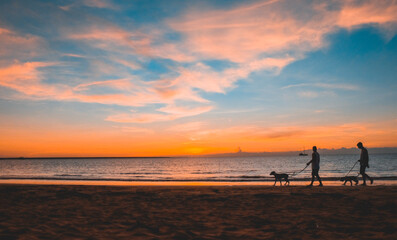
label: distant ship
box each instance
[299,148,308,156]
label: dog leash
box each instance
[290,164,309,176]
[344,160,359,177]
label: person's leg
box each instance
[309,169,315,186]
[364,172,373,184]
[360,165,367,185]
[315,169,323,186]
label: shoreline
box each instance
[1,178,397,186]
[0,176,396,181]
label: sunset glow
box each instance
[0,0,396,157]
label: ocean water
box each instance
[0,154,396,182]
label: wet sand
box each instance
[0,185,396,239]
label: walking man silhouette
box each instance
[307,146,323,186]
[357,142,373,185]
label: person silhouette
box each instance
[357,142,373,185]
[306,146,323,186]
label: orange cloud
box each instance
[0,27,45,64]
[68,26,152,56]
[0,62,58,96]
[73,79,133,91]
[338,1,397,30]
[165,57,293,97]
[67,25,194,62]
[112,59,141,70]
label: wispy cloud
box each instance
[282,83,360,91]
[0,27,45,65]
[60,0,118,11]
[83,0,116,9]
[67,25,151,56]
[0,62,58,97]
[62,53,87,58]
[338,0,397,38]
[73,79,133,91]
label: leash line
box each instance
[344,160,359,177]
[290,164,309,176]
[247,159,360,178]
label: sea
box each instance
[0,154,396,182]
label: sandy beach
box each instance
[0,184,395,239]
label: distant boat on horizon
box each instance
[299,148,308,156]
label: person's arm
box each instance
[364,149,369,168]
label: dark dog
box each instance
[340,176,359,186]
[270,171,290,186]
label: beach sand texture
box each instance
[0,185,396,239]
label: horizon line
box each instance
[1,146,397,159]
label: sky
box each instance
[0,0,396,157]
